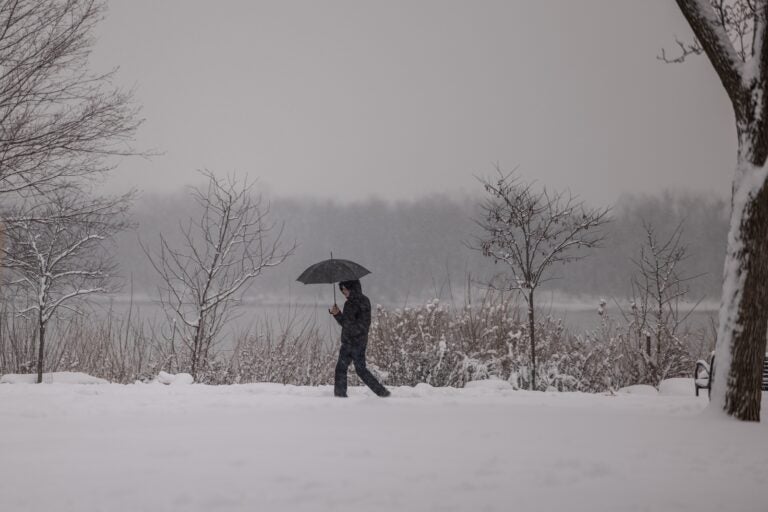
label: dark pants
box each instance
[335,343,388,397]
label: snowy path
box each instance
[0,383,766,512]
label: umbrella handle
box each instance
[330,251,337,307]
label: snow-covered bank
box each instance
[0,382,765,512]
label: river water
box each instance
[86,296,718,354]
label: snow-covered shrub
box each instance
[0,305,163,384]
[572,309,707,391]
[367,299,458,386]
[366,290,707,392]
[225,318,335,385]
[0,305,37,374]
[367,292,582,389]
[569,316,627,392]
[611,223,711,387]
[0,291,708,391]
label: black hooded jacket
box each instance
[333,280,371,347]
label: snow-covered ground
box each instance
[1,377,766,512]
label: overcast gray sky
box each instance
[91,0,735,205]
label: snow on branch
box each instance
[668,1,764,100]
[471,166,610,294]
[0,188,132,320]
[0,0,150,197]
[0,184,132,382]
[142,170,295,379]
[469,166,610,391]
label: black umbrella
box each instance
[297,254,371,305]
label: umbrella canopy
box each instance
[297,258,371,284]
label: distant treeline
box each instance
[115,190,729,305]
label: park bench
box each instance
[695,352,768,398]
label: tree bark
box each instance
[191,325,200,381]
[191,315,205,381]
[528,290,536,391]
[713,90,768,420]
[713,166,768,421]
[36,312,45,384]
[711,104,768,422]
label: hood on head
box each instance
[339,279,362,296]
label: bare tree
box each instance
[473,168,609,390]
[620,223,702,385]
[0,187,133,382]
[665,0,768,420]
[144,171,293,381]
[0,0,142,197]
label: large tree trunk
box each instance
[712,153,768,421]
[673,0,768,421]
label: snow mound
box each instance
[395,383,460,398]
[155,371,194,385]
[617,384,658,396]
[659,378,695,396]
[464,378,513,391]
[0,372,108,385]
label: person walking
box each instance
[330,279,390,398]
